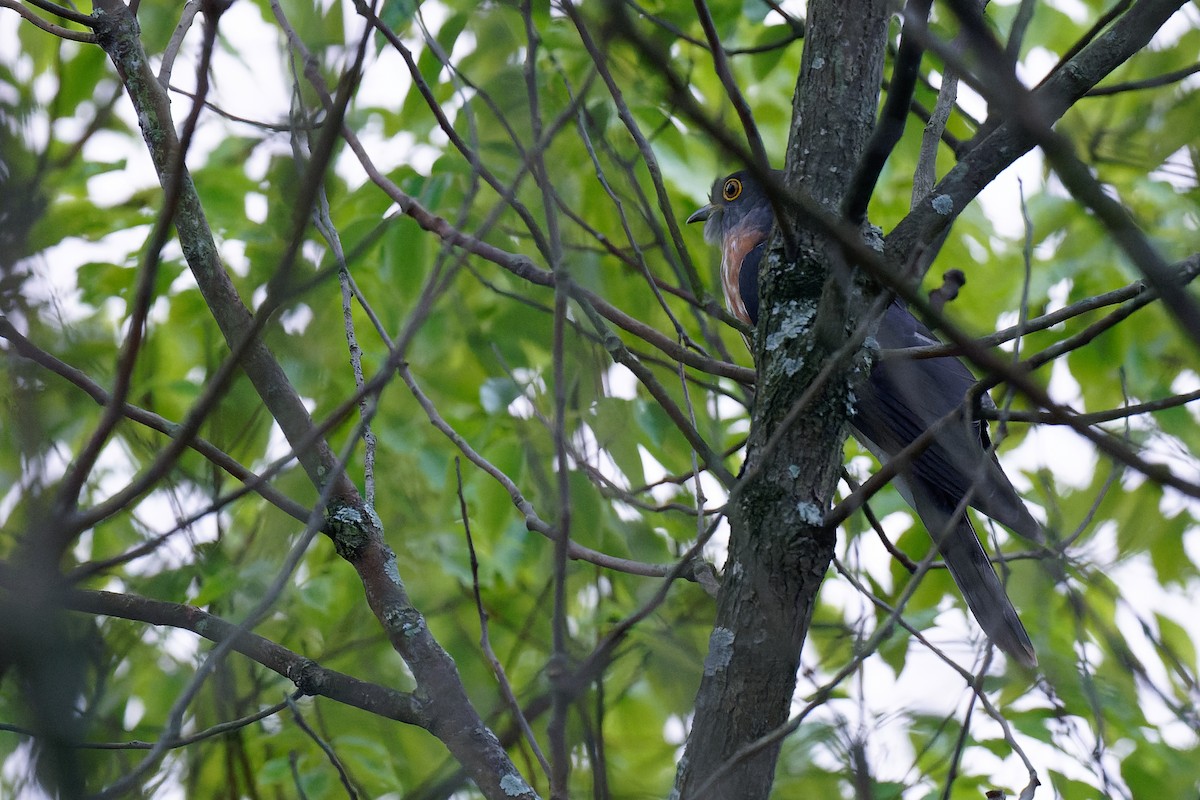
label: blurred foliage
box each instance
[1,0,1199,798]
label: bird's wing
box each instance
[854,301,1042,541]
[739,240,764,326]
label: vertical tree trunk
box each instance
[674,1,889,797]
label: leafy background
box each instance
[1,0,1199,797]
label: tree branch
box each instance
[90,3,540,796]
[842,0,932,223]
[0,0,95,41]
[885,0,1187,278]
[60,588,427,726]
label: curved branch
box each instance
[0,302,310,530]
[1,700,293,750]
[1086,62,1200,96]
[61,588,427,726]
[0,0,96,41]
[26,0,94,25]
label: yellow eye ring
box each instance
[722,178,742,202]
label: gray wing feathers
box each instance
[867,302,1042,542]
[853,300,1041,666]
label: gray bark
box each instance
[673,1,890,798]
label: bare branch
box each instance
[938,0,1200,346]
[57,588,426,726]
[25,0,94,26]
[0,0,95,41]
[158,0,200,87]
[843,0,932,223]
[886,0,1187,277]
[285,694,361,800]
[691,0,769,169]
[983,389,1200,427]
[0,700,294,750]
[1086,62,1200,96]
[0,317,311,525]
[457,460,552,782]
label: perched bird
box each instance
[687,169,1042,668]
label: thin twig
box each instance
[1086,63,1200,96]
[0,699,294,750]
[894,254,1200,360]
[840,468,919,572]
[843,0,932,223]
[285,694,360,800]
[984,389,1200,426]
[0,318,311,528]
[912,53,960,205]
[692,0,768,168]
[1004,0,1037,62]
[456,459,552,781]
[293,76,378,505]
[158,0,200,86]
[940,650,988,800]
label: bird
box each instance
[687,169,1042,668]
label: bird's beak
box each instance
[686,204,714,225]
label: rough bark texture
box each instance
[673,1,889,798]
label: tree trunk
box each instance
[674,1,889,797]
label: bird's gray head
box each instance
[685,169,777,244]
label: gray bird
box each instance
[688,169,1041,668]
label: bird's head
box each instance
[685,169,777,244]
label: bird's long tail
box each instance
[932,513,1037,668]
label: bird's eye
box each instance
[722,178,742,202]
